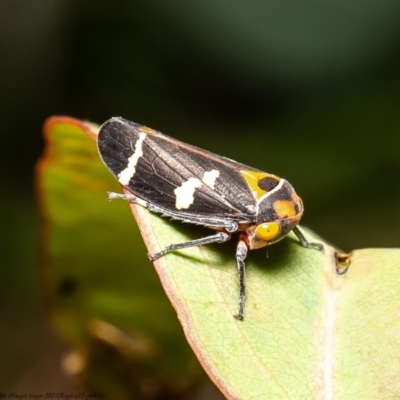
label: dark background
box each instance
[2,0,400,392]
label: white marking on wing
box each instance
[118,132,146,185]
[174,178,202,209]
[202,169,220,189]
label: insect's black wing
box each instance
[97,117,261,228]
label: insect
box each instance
[97,117,322,320]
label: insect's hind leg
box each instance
[108,192,149,208]
[148,232,231,262]
[108,191,168,215]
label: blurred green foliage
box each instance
[1,0,400,392]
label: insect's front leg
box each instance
[234,235,248,320]
[292,226,323,251]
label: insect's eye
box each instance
[255,222,280,241]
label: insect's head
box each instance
[246,179,304,249]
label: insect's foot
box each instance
[108,192,127,201]
[308,242,324,252]
[147,251,165,262]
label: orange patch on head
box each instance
[240,170,280,200]
[274,200,297,219]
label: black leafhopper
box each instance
[97,117,322,320]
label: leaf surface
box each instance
[38,116,400,399]
[131,172,400,400]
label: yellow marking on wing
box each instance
[240,170,279,200]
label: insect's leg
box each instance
[233,236,248,320]
[292,226,323,251]
[107,192,148,208]
[148,231,231,262]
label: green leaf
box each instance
[37,117,206,399]
[38,116,400,399]
[130,177,400,399]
